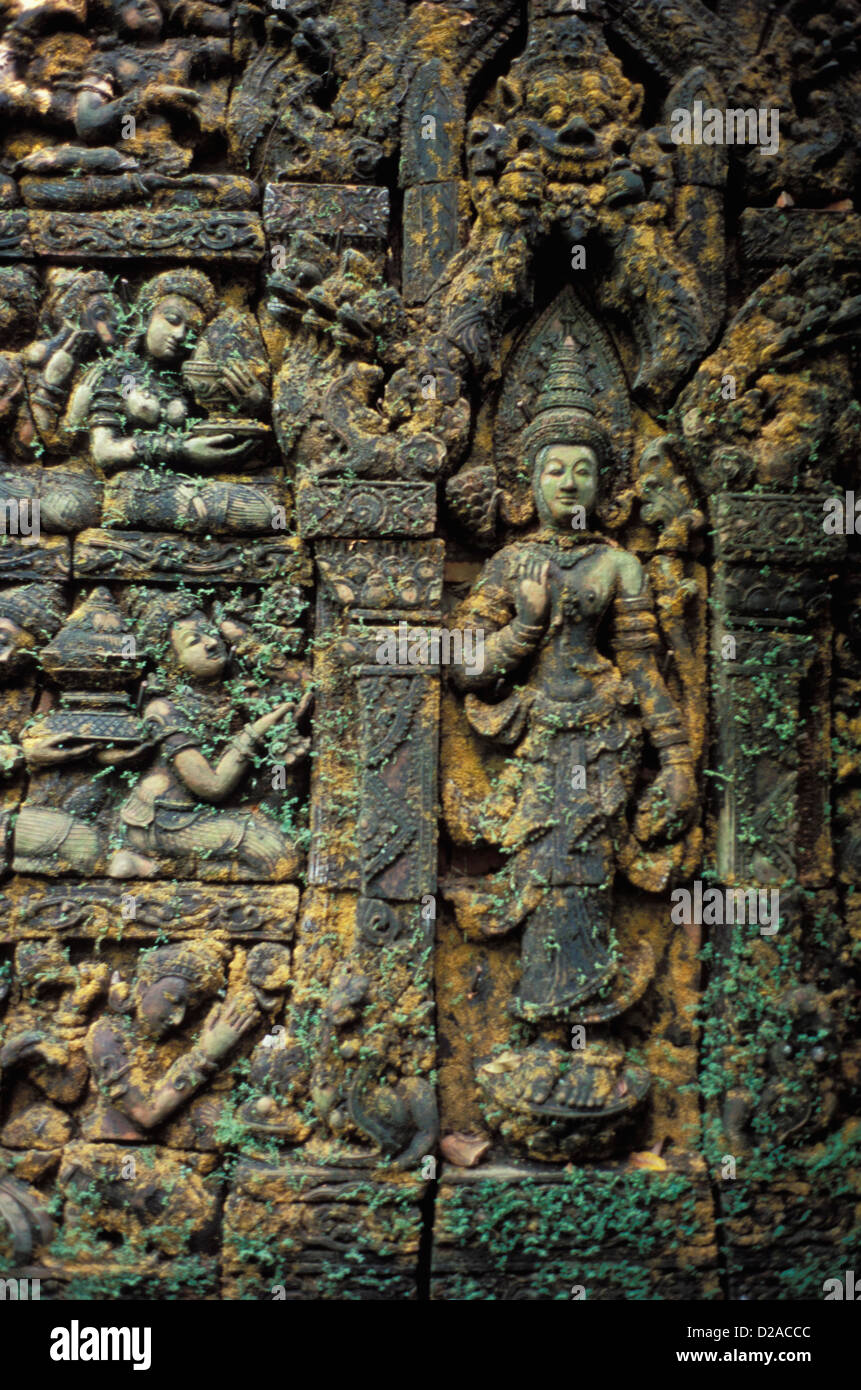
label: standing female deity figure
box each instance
[448,341,697,1151]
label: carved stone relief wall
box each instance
[0,0,858,1302]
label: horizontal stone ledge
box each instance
[73,529,312,584]
[713,491,847,562]
[0,210,265,262]
[296,478,436,538]
[0,535,70,579]
[1,879,300,940]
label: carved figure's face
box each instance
[145,295,203,362]
[171,618,227,680]
[116,0,163,41]
[138,975,188,1037]
[507,68,640,184]
[466,117,508,180]
[537,444,599,526]
[82,293,119,347]
[0,617,34,676]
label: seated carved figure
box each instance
[0,29,89,151]
[0,273,116,540]
[30,281,119,450]
[3,0,252,210]
[84,269,280,533]
[84,941,256,1140]
[74,0,229,178]
[448,340,697,1158]
[108,598,308,882]
[0,964,56,1265]
[12,587,149,876]
[10,585,308,881]
[88,269,254,472]
[0,270,119,457]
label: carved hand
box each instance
[221,361,266,407]
[66,363,103,432]
[265,691,314,765]
[515,558,552,626]
[22,733,100,767]
[633,761,697,845]
[68,963,111,1013]
[42,323,93,387]
[143,85,200,112]
[199,995,259,1062]
[182,433,255,467]
[248,695,308,741]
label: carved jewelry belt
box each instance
[533,679,637,729]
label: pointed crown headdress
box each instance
[133,941,229,1013]
[521,337,613,471]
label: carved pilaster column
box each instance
[713,491,841,890]
[308,538,443,900]
[400,60,467,305]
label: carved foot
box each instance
[107,850,158,879]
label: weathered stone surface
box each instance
[222,1161,427,1300]
[295,479,437,539]
[74,530,309,584]
[0,0,857,1307]
[263,184,390,247]
[402,180,468,304]
[0,536,70,579]
[741,210,861,271]
[27,211,265,261]
[4,881,300,941]
[431,1162,720,1300]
